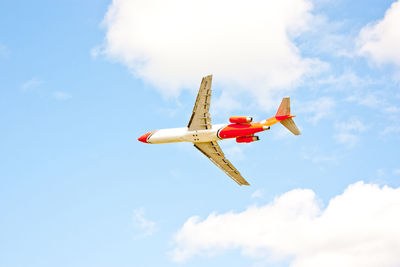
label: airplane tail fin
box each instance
[276,97,290,118]
[275,97,301,135]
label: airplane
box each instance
[138,75,301,186]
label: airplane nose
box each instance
[138,134,147,143]
[138,131,154,143]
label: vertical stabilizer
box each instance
[276,97,290,117]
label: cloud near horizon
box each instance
[171,181,400,266]
[101,0,323,107]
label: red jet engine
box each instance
[229,117,253,123]
[236,136,259,143]
[229,116,253,124]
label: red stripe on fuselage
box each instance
[275,114,295,121]
[218,123,264,139]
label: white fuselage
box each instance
[148,124,226,144]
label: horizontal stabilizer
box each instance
[280,118,301,135]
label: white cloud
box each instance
[52,91,72,101]
[133,208,157,238]
[334,118,366,147]
[171,182,400,266]
[101,0,323,107]
[357,0,400,67]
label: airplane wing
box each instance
[194,141,250,186]
[187,75,213,131]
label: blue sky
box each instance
[1,1,400,266]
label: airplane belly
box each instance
[184,124,226,143]
[147,128,187,144]
[146,124,227,144]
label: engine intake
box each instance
[229,116,253,124]
[236,136,259,143]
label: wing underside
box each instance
[189,75,249,186]
[187,75,213,131]
[194,141,250,186]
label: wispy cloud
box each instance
[334,118,367,147]
[0,42,9,58]
[344,86,400,133]
[21,78,72,101]
[301,146,337,163]
[171,182,400,266]
[212,91,244,117]
[334,132,359,147]
[222,143,245,162]
[315,71,370,90]
[133,208,157,238]
[298,97,336,124]
[251,189,263,199]
[381,125,400,137]
[384,105,400,114]
[345,92,384,109]
[52,91,72,101]
[21,78,43,91]
[156,100,184,118]
[90,45,103,58]
[272,126,292,139]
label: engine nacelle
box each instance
[229,116,253,124]
[236,136,259,143]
